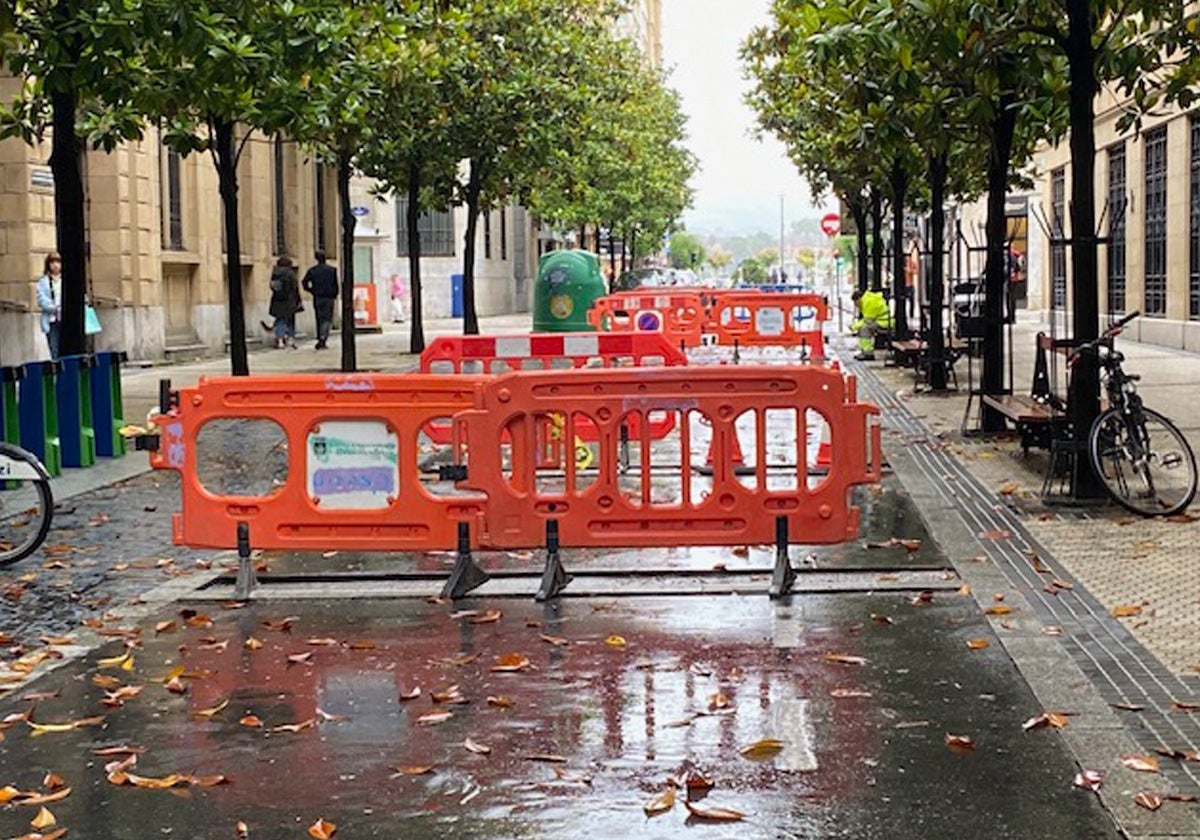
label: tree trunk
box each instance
[890,161,909,341]
[406,159,426,353]
[337,149,357,373]
[620,230,628,276]
[462,159,483,335]
[49,85,87,358]
[849,197,869,292]
[927,151,948,390]
[214,119,249,376]
[869,189,884,292]
[982,93,1018,431]
[1065,0,1104,498]
[607,223,616,285]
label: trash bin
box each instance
[451,274,464,318]
[56,354,95,468]
[533,250,607,333]
[90,350,127,458]
[18,360,62,476]
[1,365,22,445]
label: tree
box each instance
[0,1,148,357]
[138,0,333,376]
[708,246,733,273]
[668,231,705,270]
[739,256,768,285]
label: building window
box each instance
[484,211,492,259]
[315,161,327,254]
[1144,126,1168,317]
[161,147,184,251]
[273,136,287,256]
[500,207,507,260]
[1191,117,1200,320]
[1107,143,1126,314]
[395,198,455,257]
[1051,167,1066,310]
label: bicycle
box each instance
[1069,311,1197,516]
[0,441,54,565]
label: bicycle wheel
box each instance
[1089,408,1198,516]
[0,441,54,566]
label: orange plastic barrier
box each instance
[452,365,879,548]
[149,373,486,552]
[586,292,706,348]
[705,291,830,355]
[420,331,687,374]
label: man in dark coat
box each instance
[302,249,339,350]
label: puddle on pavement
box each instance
[0,593,1115,839]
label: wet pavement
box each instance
[0,477,1126,839]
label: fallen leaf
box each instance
[1153,747,1200,762]
[1042,626,1064,636]
[26,716,104,735]
[1134,792,1163,811]
[14,787,72,806]
[539,634,570,646]
[604,635,627,648]
[243,637,264,651]
[91,745,143,757]
[830,688,872,698]
[305,638,338,647]
[1111,605,1143,618]
[486,695,513,709]
[315,708,349,723]
[308,818,337,839]
[1023,713,1069,731]
[910,590,933,606]
[164,676,187,695]
[1111,702,1145,712]
[944,734,976,752]
[393,765,434,775]
[707,693,732,711]
[399,688,421,701]
[957,583,972,597]
[239,715,263,728]
[869,614,894,625]
[261,617,299,633]
[345,640,377,651]
[236,821,249,838]
[823,653,867,666]
[286,652,313,665]
[0,786,20,804]
[416,710,453,726]
[30,806,55,829]
[154,621,177,635]
[1075,770,1104,791]
[644,787,675,816]
[188,774,230,787]
[491,653,531,672]
[271,718,316,733]
[740,738,784,759]
[436,653,479,667]
[21,690,61,703]
[684,801,746,822]
[468,610,502,624]
[41,774,65,792]
[463,738,491,755]
[1171,700,1200,712]
[998,482,1019,495]
[966,639,990,650]
[194,698,229,718]
[432,685,467,704]
[984,605,1014,616]
[1121,755,1160,773]
[731,545,750,558]
[979,529,1011,540]
[97,651,132,670]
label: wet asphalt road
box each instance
[0,479,1123,839]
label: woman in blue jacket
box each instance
[34,252,64,359]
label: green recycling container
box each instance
[532,250,607,333]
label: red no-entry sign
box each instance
[820,212,841,237]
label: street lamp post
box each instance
[779,193,785,283]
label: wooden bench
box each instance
[981,394,1065,453]
[890,338,968,390]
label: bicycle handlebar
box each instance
[1067,310,1140,364]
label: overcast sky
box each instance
[661,0,833,236]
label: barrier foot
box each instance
[733,338,741,364]
[618,425,631,473]
[769,516,795,599]
[234,522,258,600]
[535,520,571,602]
[442,522,490,600]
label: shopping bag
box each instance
[85,306,102,335]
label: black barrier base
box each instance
[769,516,795,599]
[234,522,258,600]
[441,522,490,600]
[535,521,572,601]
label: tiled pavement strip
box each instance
[836,320,1200,811]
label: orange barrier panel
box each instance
[420,331,687,374]
[452,365,879,549]
[586,292,706,348]
[705,291,830,355]
[418,332,682,445]
[148,373,487,552]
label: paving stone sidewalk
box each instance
[851,319,1200,678]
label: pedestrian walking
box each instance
[302,249,339,350]
[268,255,302,349]
[34,252,64,359]
[390,274,406,323]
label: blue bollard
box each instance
[18,360,62,476]
[90,350,127,457]
[55,354,95,468]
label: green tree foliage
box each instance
[738,256,768,285]
[668,231,705,269]
[707,246,732,273]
